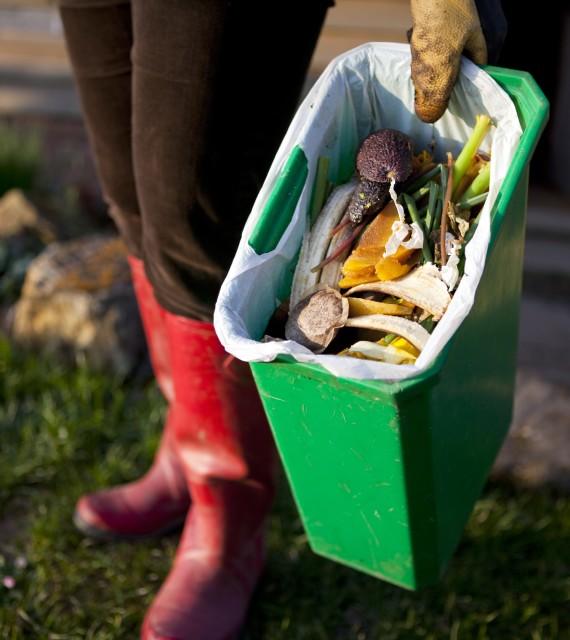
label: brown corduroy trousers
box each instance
[59,0,332,320]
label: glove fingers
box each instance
[464,26,488,65]
[410,27,463,123]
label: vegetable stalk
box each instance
[440,153,454,265]
[459,162,490,204]
[458,209,483,276]
[404,164,441,194]
[403,194,433,263]
[432,196,443,234]
[424,181,439,232]
[458,191,488,210]
[411,183,432,201]
[452,115,492,194]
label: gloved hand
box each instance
[410,0,488,123]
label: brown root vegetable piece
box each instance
[347,129,414,224]
[285,287,349,353]
[357,129,414,184]
[346,180,389,226]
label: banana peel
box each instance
[346,263,451,321]
[290,180,357,308]
[345,314,430,351]
[347,296,412,317]
[341,340,417,365]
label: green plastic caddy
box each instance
[247,68,548,590]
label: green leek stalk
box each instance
[458,191,489,210]
[458,209,483,276]
[404,164,440,194]
[452,114,492,194]
[459,162,491,205]
[432,199,443,235]
[403,194,433,264]
[424,181,439,232]
[411,183,432,201]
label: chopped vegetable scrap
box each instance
[285,287,348,353]
[346,129,414,225]
[281,118,493,365]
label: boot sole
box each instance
[73,510,186,542]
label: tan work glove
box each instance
[410,0,488,123]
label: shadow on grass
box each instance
[246,478,569,640]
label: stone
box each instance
[20,234,130,297]
[0,189,56,305]
[9,234,146,376]
[0,188,55,242]
[492,369,570,492]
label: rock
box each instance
[21,234,130,297]
[0,189,55,243]
[9,234,146,376]
[492,369,570,492]
[0,189,57,304]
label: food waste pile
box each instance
[269,115,493,366]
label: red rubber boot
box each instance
[73,257,190,539]
[142,314,276,640]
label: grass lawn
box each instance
[0,338,568,640]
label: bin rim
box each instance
[260,66,549,399]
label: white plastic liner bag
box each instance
[214,42,522,381]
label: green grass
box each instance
[0,338,569,639]
[0,125,40,197]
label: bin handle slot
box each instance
[248,146,308,255]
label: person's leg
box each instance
[59,1,141,255]
[59,1,190,537]
[130,1,332,637]
[133,0,334,321]
[131,0,227,320]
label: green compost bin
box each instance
[247,68,549,590]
